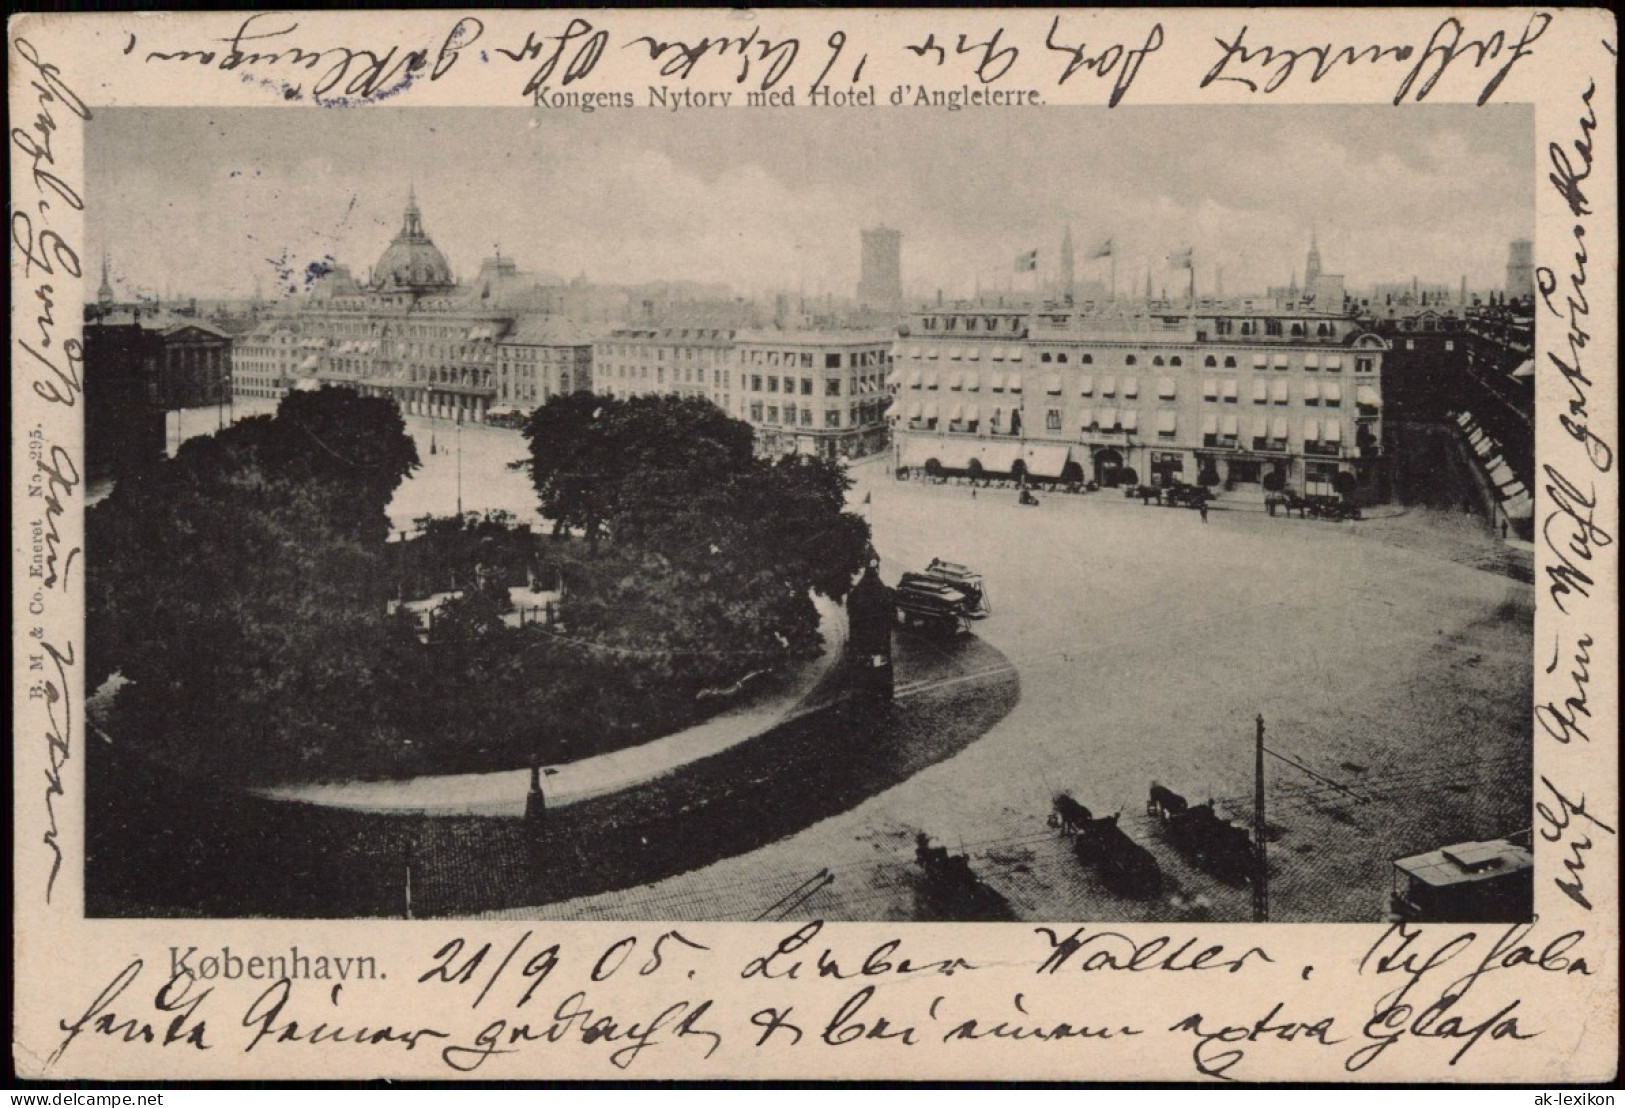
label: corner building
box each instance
[891,305,1389,503]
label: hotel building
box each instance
[890,304,1388,502]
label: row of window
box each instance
[917,315,1027,333]
[904,346,1371,372]
[739,349,889,369]
[904,405,1355,446]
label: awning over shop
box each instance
[1456,411,1475,428]
[977,441,1022,472]
[1356,385,1382,408]
[1009,347,1025,361]
[1222,379,1239,401]
[1303,418,1322,442]
[1045,373,1063,394]
[1270,380,1289,403]
[1158,377,1176,399]
[907,401,923,419]
[1221,414,1240,437]
[964,404,981,423]
[1273,353,1289,368]
[1303,381,1321,403]
[1101,407,1122,430]
[1080,407,1097,430]
[907,371,922,388]
[1270,416,1289,440]
[950,371,964,390]
[1487,459,1518,487]
[1121,377,1139,398]
[1202,413,1219,435]
[1079,375,1095,396]
[1324,383,1344,405]
[988,373,1006,392]
[964,372,981,390]
[1120,409,1140,432]
[1007,374,1024,393]
[1304,354,1320,369]
[298,355,320,371]
[884,400,902,419]
[1101,375,1117,396]
[1510,359,1535,379]
[1253,379,1270,403]
[1157,411,1177,434]
[923,402,940,421]
[1323,420,1343,443]
[1324,355,1344,370]
[1251,416,1270,438]
[948,347,963,361]
[1252,353,1268,368]
[1503,495,1534,521]
[948,404,964,422]
[1499,481,1528,502]
[1022,444,1072,478]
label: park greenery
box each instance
[90,388,870,786]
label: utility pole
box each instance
[456,405,464,517]
[1254,713,1269,922]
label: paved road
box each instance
[507,453,1533,923]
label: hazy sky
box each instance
[88,104,1533,303]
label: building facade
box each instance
[891,305,1388,502]
[592,325,740,408]
[734,331,894,458]
[233,319,303,400]
[84,312,234,411]
[490,318,595,425]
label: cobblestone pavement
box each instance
[501,455,1533,923]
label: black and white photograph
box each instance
[12,6,1619,1088]
[78,103,1544,925]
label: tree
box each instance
[521,393,754,549]
[89,387,422,784]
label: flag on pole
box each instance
[1014,248,1039,273]
[1089,237,1115,260]
[1166,248,1193,269]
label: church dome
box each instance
[373,188,455,293]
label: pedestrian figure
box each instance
[1141,489,1150,506]
[1199,502,1209,524]
[1500,518,1509,539]
[972,487,977,499]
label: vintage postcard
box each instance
[10,7,1617,1083]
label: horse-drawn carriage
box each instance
[1049,794,1162,898]
[1147,783,1256,882]
[1271,492,1362,521]
[894,558,990,635]
[914,832,1009,918]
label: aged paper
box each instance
[11,7,1618,1083]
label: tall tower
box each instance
[856,227,903,311]
[1059,226,1076,302]
[1304,224,1323,287]
[96,251,115,308]
[1505,239,1534,302]
[1144,267,1153,302]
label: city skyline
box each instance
[88,104,1533,304]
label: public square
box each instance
[153,406,1533,923]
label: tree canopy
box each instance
[91,388,870,786]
